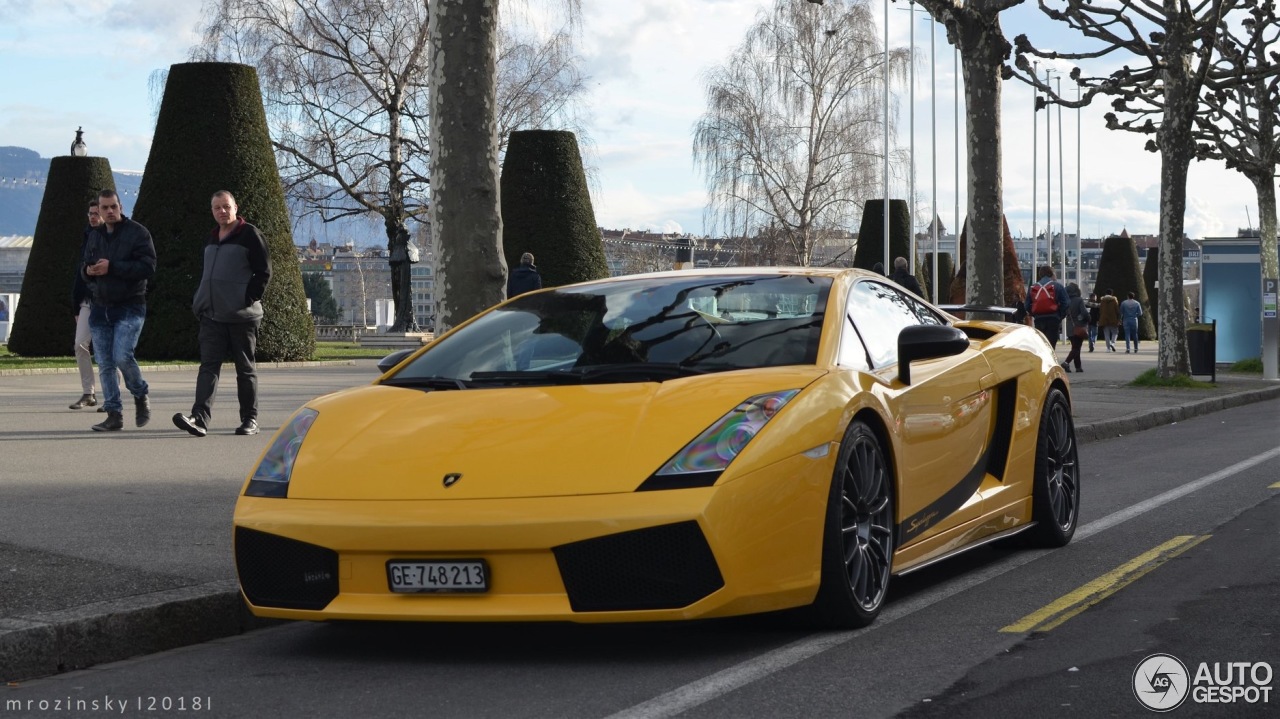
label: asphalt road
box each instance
[3,395,1276,718]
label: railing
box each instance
[314,325,368,342]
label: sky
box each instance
[0,0,1265,243]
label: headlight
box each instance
[639,390,800,491]
[244,408,318,498]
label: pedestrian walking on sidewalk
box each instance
[80,189,155,432]
[889,256,924,298]
[1062,283,1087,373]
[1098,289,1121,352]
[1121,291,1144,353]
[69,198,103,410]
[1026,265,1068,351]
[1086,293,1100,352]
[173,191,272,438]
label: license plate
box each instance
[387,560,488,593]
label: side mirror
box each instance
[898,325,970,385]
[377,348,416,374]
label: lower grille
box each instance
[235,527,339,610]
[553,521,724,612]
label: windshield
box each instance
[388,274,831,387]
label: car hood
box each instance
[285,368,826,500]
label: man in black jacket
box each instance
[173,191,272,437]
[81,190,156,432]
[506,252,542,298]
[889,256,924,298]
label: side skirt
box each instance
[892,523,1036,577]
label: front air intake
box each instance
[553,521,724,612]
[235,527,339,610]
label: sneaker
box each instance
[235,418,260,436]
[69,393,97,410]
[135,395,151,427]
[1075,367,1084,373]
[1061,363,1072,373]
[91,412,124,432]
[172,413,208,437]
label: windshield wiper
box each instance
[574,363,709,382]
[380,376,471,390]
[468,370,584,386]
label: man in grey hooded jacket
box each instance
[173,191,272,437]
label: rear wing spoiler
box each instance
[938,304,1020,319]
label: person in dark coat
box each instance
[507,252,543,298]
[889,256,924,298]
[80,189,156,432]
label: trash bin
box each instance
[1187,319,1216,382]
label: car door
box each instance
[846,280,996,548]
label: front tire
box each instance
[1028,387,1080,547]
[806,420,894,628]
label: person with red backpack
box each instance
[1025,265,1068,350]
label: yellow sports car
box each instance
[234,267,1079,628]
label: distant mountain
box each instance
[0,145,387,246]
[0,146,143,236]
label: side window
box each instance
[849,281,932,367]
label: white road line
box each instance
[604,445,1280,719]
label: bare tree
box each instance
[910,0,1026,310]
[193,0,587,333]
[1196,3,1280,378]
[695,0,906,267]
[496,25,587,157]
[193,0,431,332]
[604,239,672,277]
[1194,2,1280,293]
[1012,0,1246,378]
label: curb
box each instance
[3,384,1278,684]
[0,581,278,683]
[1075,384,1280,444]
[0,360,356,377]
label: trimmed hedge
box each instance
[1093,234,1155,341]
[854,199,911,271]
[916,252,954,305]
[133,62,313,361]
[1143,246,1160,335]
[7,156,115,356]
[500,130,608,289]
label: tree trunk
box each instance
[1249,171,1278,378]
[1155,139,1192,378]
[957,19,1005,309]
[429,0,506,332]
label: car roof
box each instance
[578,266,873,285]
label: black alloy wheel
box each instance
[1028,387,1080,547]
[807,420,894,628]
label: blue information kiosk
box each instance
[1199,237,1260,364]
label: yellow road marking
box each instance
[1001,535,1211,633]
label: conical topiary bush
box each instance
[7,156,115,356]
[133,62,313,361]
[1093,233,1155,341]
[500,130,608,290]
[916,252,954,304]
[854,199,911,271]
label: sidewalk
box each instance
[2,351,1278,683]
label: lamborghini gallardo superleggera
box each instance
[234,267,1080,628]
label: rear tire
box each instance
[805,420,894,629]
[1027,388,1080,547]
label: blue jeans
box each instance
[1123,318,1140,352]
[89,304,149,413]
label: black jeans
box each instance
[1033,315,1062,347]
[192,316,260,425]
